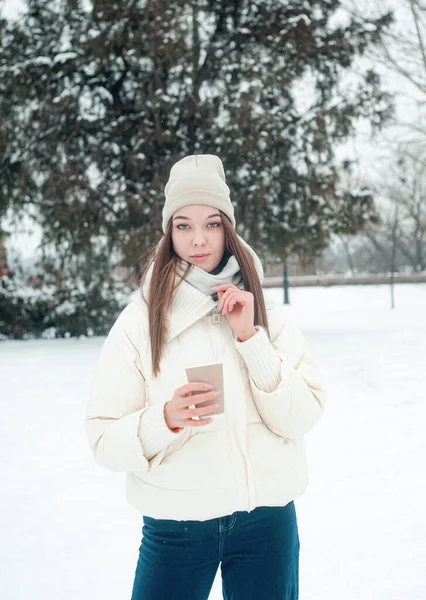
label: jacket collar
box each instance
[139,263,216,342]
[167,279,217,342]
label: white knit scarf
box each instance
[178,251,244,299]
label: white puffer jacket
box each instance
[86,269,325,522]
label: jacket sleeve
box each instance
[235,310,325,439]
[85,307,183,473]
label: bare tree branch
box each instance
[409,0,426,74]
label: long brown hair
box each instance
[140,211,269,378]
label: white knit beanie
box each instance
[162,155,236,232]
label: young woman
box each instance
[86,154,325,600]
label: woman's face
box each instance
[171,204,226,272]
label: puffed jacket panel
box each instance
[86,280,325,521]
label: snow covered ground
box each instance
[1,283,425,600]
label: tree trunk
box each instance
[0,231,8,273]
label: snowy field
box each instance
[1,283,425,600]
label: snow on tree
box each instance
[0,0,394,336]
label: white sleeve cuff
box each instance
[138,403,184,461]
[234,326,282,393]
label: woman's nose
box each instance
[192,231,206,246]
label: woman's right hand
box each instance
[164,383,220,429]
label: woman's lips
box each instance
[191,254,209,261]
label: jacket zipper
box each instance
[225,321,256,512]
[208,303,254,512]
[205,305,246,508]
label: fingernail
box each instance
[212,391,220,397]
[204,384,213,389]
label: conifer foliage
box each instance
[0,0,393,337]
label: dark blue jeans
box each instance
[130,502,299,600]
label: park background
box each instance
[1,1,425,599]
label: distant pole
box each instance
[390,198,398,310]
[390,270,395,309]
[283,262,290,304]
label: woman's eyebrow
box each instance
[172,213,221,221]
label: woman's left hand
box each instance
[211,284,257,341]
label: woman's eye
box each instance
[176,222,221,230]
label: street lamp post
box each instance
[283,261,290,305]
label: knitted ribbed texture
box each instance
[138,402,184,461]
[234,326,282,393]
[162,155,235,232]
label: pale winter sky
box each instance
[1,0,26,19]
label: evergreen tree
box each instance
[0,0,393,336]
